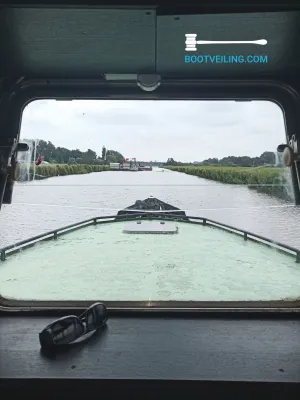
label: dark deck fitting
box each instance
[116,197,188,220]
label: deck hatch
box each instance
[122,221,178,234]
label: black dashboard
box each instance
[1,312,300,397]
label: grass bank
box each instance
[166,166,294,201]
[25,164,110,179]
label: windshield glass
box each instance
[0,99,299,304]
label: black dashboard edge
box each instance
[1,379,300,397]
[1,313,300,397]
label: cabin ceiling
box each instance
[0,7,299,80]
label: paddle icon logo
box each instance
[185,34,267,52]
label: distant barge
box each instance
[139,166,152,171]
[110,158,152,171]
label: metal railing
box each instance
[1,212,299,262]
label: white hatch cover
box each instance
[123,221,178,234]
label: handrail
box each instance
[1,212,299,262]
[187,216,300,256]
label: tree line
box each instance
[20,139,284,168]
[166,151,284,167]
[21,139,124,165]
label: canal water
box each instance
[0,167,299,248]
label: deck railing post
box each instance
[296,252,300,263]
[244,233,247,240]
[53,231,58,240]
[203,218,206,226]
[0,250,5,261]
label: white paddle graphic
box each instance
[185,34,267,51]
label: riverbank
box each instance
[24,163,110,180]
[165,166,294,201]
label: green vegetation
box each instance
[166,166,293,201]
[26,163,109,179]
[21,139,124,165]
[17,139,124,180]
[166,151,284,168]
[166,165,283,184]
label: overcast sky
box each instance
[20,100,286,162]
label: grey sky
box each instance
[20,100,286,162]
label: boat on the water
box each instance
[110,157,139,171]
[138,165,152,171]
[110,162,138,171]
[1,197,300,306]
[109,158,152,171]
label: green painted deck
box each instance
[1,220,300,301]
